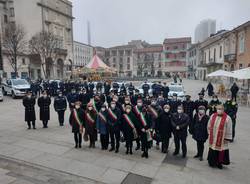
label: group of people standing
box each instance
[22,80,238,169]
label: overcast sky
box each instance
[72,0,250,47]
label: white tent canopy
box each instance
[233,67,250,80]
[207,70,235,77]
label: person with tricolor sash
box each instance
[92,94,102,112]
[107,101,122,153]
[96,104,109,150]
[207,104,232,169]
[69,101,84,148]
[133,98,145,150]
[121,104,138,155]
[84,102,98,148]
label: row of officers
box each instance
[22,89,237,167]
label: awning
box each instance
[232,67,250,79]
[207,70,235,77]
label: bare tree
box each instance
[2,23,27,78]
[29,31,60,79]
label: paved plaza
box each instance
[0,79,249,184]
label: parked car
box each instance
[1,78,30,99]
[0,89,3,101]
[168,83,185,99]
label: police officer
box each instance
[54,91,67,126]
[23,91,36,129]
[224,98,238,142]
[182,95,195,127]
[162,82,169,99]
[67,89,79,111]
[128,82,135,96]
[112,82,119,94]
[194,93,208,113]
[142,81,150,97]
[208,95,221,116]
[169,93,182,113]
[38,91,51,128]
[79,88,91,110]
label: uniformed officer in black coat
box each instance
[162,82,169,99]
[171,105,190,158]
[67,89,79,111]
[22,91,36,129]
[54,91,67,126]
[38,91,51,128]
[78,88,91,110]
[142,81,150,97]
[104,81,111,96]
[112,82,119,94]
[182,95,195,126]
[128,82,135,96]
[194,93,208,113]
[169,93,182,113]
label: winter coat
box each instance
[96,111,109,135]
[156,112,172,139]
[38,96,51,121]
[54,96,67,111]
[171,112,190,138]
[192,114,209,142]
[69,108,84,133]
[23,96,36,121]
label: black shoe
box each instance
[182,154,186,158]
[126,149,129,154]
[27,127,31,130]
[33,127,36,129]
[109,148,114,152]
[115,149,119,153]
[145,152,148,158]
[75,145,78,148]
[141,152,145,158]
[135,146,140,151]
[173,151,179,156]
[199,157,203,161]
[130,149,133,155]
[79,145,81,148]
[217,164,223,169]
[193,154,199,158]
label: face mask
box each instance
[217,110,223,115]
[164,108,170,113]
[151,101,156,105]
[43,95,47,98]
[27,95,31,98]
[72,91,76,94]
[111,104,116,109]
[137,103,142,107]
[126,109,131,114]
[59,94,62,97]
[177,109,182,114]
[125,100,130,104]
[101,108,106,112]
[198,110,205,115]
[113,98,118,102]
[75,105,80,109]
[88,107,93,111]
[199,97,203,100]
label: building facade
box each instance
[195,19,216,43]
[73,41,93,67]
[187,43,200,79]
[0,0,74,80]
[163,37,191,77]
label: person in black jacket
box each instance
[171,105,190,158]
[162,82,169,99]
[156,104,172,153]
[182,95,195,127]
[54,91,67,126]
[191,106,209,161]
[38,91,51,128]
[69,101,84,148]
[22,91,36,129]
[78,88,91,110]
[194,93,208,113]
[230,82,239,101]
[206,82,214,97]
[107,101,122,153]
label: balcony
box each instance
[224,54,236,63]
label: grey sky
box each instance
[72,0,250,47]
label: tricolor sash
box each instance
[148,106,158,119]
[124,114,138,139]
[209,112,227,150]
[73,109,83,126]
[86,112,95,125]
[92,99,98,112]
[99,112,107,123]
[108,108,117,121]
[139,112,147,127]
[134,105,141,116]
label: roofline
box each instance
[73,41,93,48]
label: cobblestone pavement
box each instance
[0,79,249,184]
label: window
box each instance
[174,46,178,50]
[127,64,130,70]
[239,33,245,53]
[127,57,130,63]
[22,58,26,65]
[209,50,211,60]
[10,8,15,17]
[4,15,7,23]
[219,46,222,58]
[239,64,243,69]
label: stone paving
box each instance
[0,79,250,184]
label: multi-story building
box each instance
[163,37,191,77]
[195,19,216,43]
[187,43,200,79]
[133,44,163,77]
[73,41,93,67]
[0,0,74,80]
[198,30,227,80]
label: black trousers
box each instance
[27,121,35,128]
[231,94,237,101]
[109,129,120,150]
[42,120,48,128]
[57,110,65,126]
[161,137,170,152]
[196,141,205,157]
[126,140,133,151]
[100,134,109,149]
[74,132,82,146]
[174,135,187,156]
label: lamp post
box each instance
[0,34,3,83]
